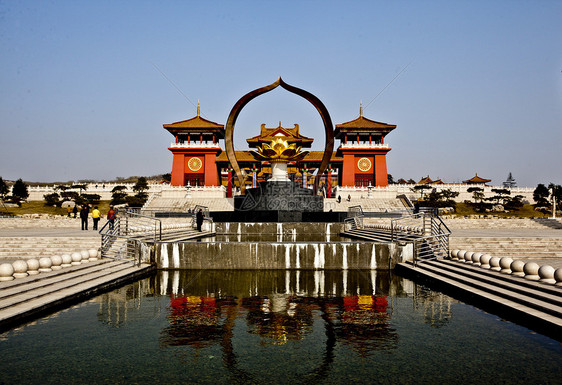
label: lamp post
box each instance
[551,186,557,220]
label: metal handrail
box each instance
[391,211,450,262]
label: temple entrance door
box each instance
[355,175,374,187]
[185,173,204,187]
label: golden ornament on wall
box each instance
[188,157,203,171]
[357,157,372,172]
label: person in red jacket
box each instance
[107,206,116,230]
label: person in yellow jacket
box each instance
[92,206,101,231]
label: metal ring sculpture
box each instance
[225,77,334,194]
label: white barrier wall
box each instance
[22,183,536,203]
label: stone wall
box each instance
[153,222,411,270]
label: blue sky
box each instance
[1,0,561,186]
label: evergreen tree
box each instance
[533,184,550,206]
[12,179,29,201]
[133,177,149,193]
[0,177,9,199]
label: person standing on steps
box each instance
[196,209,204,232]
[80,204,89,231]
[107,206,116,230]
[92,206,101,231]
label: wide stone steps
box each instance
[0,258,154,331]
[396,259,562,339]
[126,228,215,243]
[450,237,562,258]
[0,237,101,259]
[342,228,420,243]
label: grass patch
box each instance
[1,200,112,216]
[450,203,549,218]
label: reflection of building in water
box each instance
[96,278,158,327]
[325,295,398,357]
[160,295,236,350]
[412,286,457,328]
[159,291,398,357]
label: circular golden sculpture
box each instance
[357,157,372,172]
[224,77,334,194]
[250,138,308,162]
[188,157,203,172]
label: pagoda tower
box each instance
[335,104,396,187]
[163,104,224,187]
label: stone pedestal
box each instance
[234,181,323,220]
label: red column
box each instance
[170,152,185,186]
[341,153,355,187]
[204,153,219,186]
[226,170,233,198]
[374,153,388,187]
[327,172,332,198]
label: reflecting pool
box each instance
[1,270,561,384]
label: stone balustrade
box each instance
[0,248,100,281]
[169,142,221,149]
[449,249,562,286]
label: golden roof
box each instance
[246,123,313,148]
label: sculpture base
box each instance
[234,181,323,213]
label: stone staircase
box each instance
[0,237,101,260]
[450,237,562,259]
[324,198,409,212]
[0,258,154,331]
[443,217,562,229]
[396,259,562,340]
[143,197,234,212]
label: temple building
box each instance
[164,104,396,190]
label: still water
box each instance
[1,270,561,384]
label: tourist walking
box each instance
[67,205,72,217]
[107,206,116,230]
[196,209,204,232]
[73,205,78,218]
[80,204,89,230]
[92,206,101,230]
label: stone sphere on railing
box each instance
[61,254,72,267]
[464,251,474,263]
[0,263,15,281]
[80,250,90,263]
[450,249,459,259]
[88,248,98,261]
[510,260,525,277]
[12,260,29,278]
[51,255,63,270]
[538,265,556,284]
[71,252,82,265]
[490,257,501,271]
[480,254,492,269]
[38,257,53,273]
[523,262,540,280]
[499,257,513,274]
[456,250,467,262]
[27,259,40,275]
[554,268,562,286]
[472,252,483,266]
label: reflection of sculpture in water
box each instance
[242,295,314,345]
